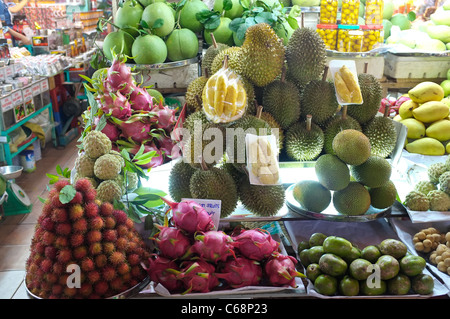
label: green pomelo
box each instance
[147,88,164,104]
[179,0,209,33]
[391,13,412,30]
[332,182,371,216]
[383,0,394,19]
[361,245,381,263]
[339,275,359,296]
[383,19,393,39]
[214,0,244,19]
[293,180,331,213]
[103,30,134,61]
[142,2,175,37]
[309,233,328,247]
[411,274,434,295]
[441,79,450,96]
[376,255,400,280]
[314,274,337,296]
[140,0,165,5]
[319,253,348,277]
[115,0,143,37]
[306,263,322,282]
[349,258,373,280]
[132,34,167,64]
[315,154,350,191]
[323,236,353,258]
[400,255,426,277]
[388,274,411,295]
[232,31,245,46]
[204,17,233,46]
[165,28,199,62]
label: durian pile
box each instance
[177,23,399,218]
[403,158,450,212]
[73,130,138,204]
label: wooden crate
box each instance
[384,52,450,80]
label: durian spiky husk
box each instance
[210,47,245,76]
[286,27,326,88]
[285,117,324,161]
[260,111,284,150]
[168,160,197,202]
[301,80,339,126]
[363,116,397,158]
[240,23,285,87]
[347,73,383,125]
[201,42,229,76]
[185,76,208,114]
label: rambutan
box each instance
[57,249,72,264]
[72,218,88,233]
[40,217,54,231]
[54,236,69,249]
[41,203,52,217]
[95,254,107,268]
[69,191,84,205]
[81,257,95,272]
[103,229,117,242]
[51,208,69,223]
[53,262,64,274]
[51,284,64,296]
[127,241,138,253]
[70,233,84,247]
[88,270,101,283]
[86,230,102,243]
[85,202,100,218]
[42,231,55,246]
[84,189,97,203]
[69,204,84,221]
[125,218,134,229]
[127,254,140,266]
[116,237,128,251]
[79,282,93,297]
[104,216,116,229]
[110,277,124,291]
[89,216,104,230]
[130,265,144,278]
[102,266,116,281]
[64,286,77,298]
[100,202,114,217]
[112,210,127,225]
[58,273,69,286]
[109,251,125,266]
[117,263,130,275]
[103,242,115,255]
[40,258,53,273]
[94,281,109,296]
[75,178,93,193]
[35,242,46,255]
[54,179,70,191]
[32,253,44,265]
[89,242,102,255]
[44,246,57,260]
[117,224,128,237]
[73,246,88,260]
[51,194,65,208]
[45,273,59,284]
[55,223,72,236]
[27,262,39,274]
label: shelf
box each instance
[11,136,38,159]
[2,103,53,136]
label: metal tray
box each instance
[25,276,150,299]
[126,55,200,71]
[285,184,391,222]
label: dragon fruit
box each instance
[101,120,120,141]
[232,229,280,261]
[151,102,177,130]
[112,115,153,144]
[99,90,132,120]
[172,260,219,294]
[192,231,235,263]
[144,254,183,292]
[154,225,192,260]
[106,55,136,96]
[156,134,180,160]
[162,198,215,235]
[264,253,304,288]
[129,86,153,112]
[216,257,262,288]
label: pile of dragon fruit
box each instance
[143,198,304,294]
[87,54,180,168]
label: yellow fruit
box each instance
[202,60,247,123]
[446,143,450,154]
[426,119,450,141]
[400,118,426,139]
[334,71,352,103]
[393,114,403,122]
[405,137,445,156]
[399,100,419,119]
[339,65,363,103]
[412,101,449,123]
[408,81,445,103]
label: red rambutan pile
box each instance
[25,178,150,299]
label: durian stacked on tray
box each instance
[176,23,399,218]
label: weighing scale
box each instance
[0,166,32,216]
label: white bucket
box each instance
[20,150,36,173]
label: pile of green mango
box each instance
[298,233,435,297]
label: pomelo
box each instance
[141,2,175,38]
[165,28,199,62]
[132,34,167,64]
[203,17,234,45]
[383,0,394,20]
[179,0,209,33]
[103,30,135,61]
[390,14,411,30]
[383,19,393,39]
[213,0,244,19]
[140,0,165,6]
[115,0,143,37]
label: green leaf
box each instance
[229,17,244,32]
[46,173,59,184]
[56,165,63,176]
[38,196,46,204]
[287,16,299,30]
[236,23,248,40]
[95,115,107,132]
[289,5,302,18]
[240,0,251,10]
[255,11,276,25]
[196,9,216,24]
[133,194,163,203]
[152,18,164,29]
[134,187,167,197]
[59,185,76,204]
[144,214,153,230]
[223,0,233,11]
[204,15,221,30]
[407,11,416,22]
[140,19,149,29]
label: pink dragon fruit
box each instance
[151,102,177,130]
[99,90,132,120]
[162,198,215,235]
[112,115,152,144]
[156,134,180,160]
[130,142,164,168]
[172,260,219,294]
[100,120,120,141]
[154,225,192,260]
[264,253,304,288]
[216,257,262,288]
[144,254,183,293]
[192,231,235,263]
[106,55,136,96]
[232,229,280,261]
[129,86,153,112]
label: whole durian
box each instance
[404,190,430,211]
[240,23,285,87]
[189,167,238,218]
[427,190,450,211]
[185,76,208,114]
[347,73,383,125]
[260,111,284,150]
[83,130,112,159]
[262,71,301,129]
[414,180,437,196]
[201,42,229,76]
[183,111,209,134]
[96,180,123,203]
[210,46,245,76]
[285,115,324,161]
[368,180,398,209]
[238,176,285,217]
[168,160,197,202]
[323,107,362,154]
[301,80,339,126]
[75,153,96,177]
[286,27,326,88]
[428,162,448,184]
[363,113,397,158]
[94,154,123,180]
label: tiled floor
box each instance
[0,136,79,299]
